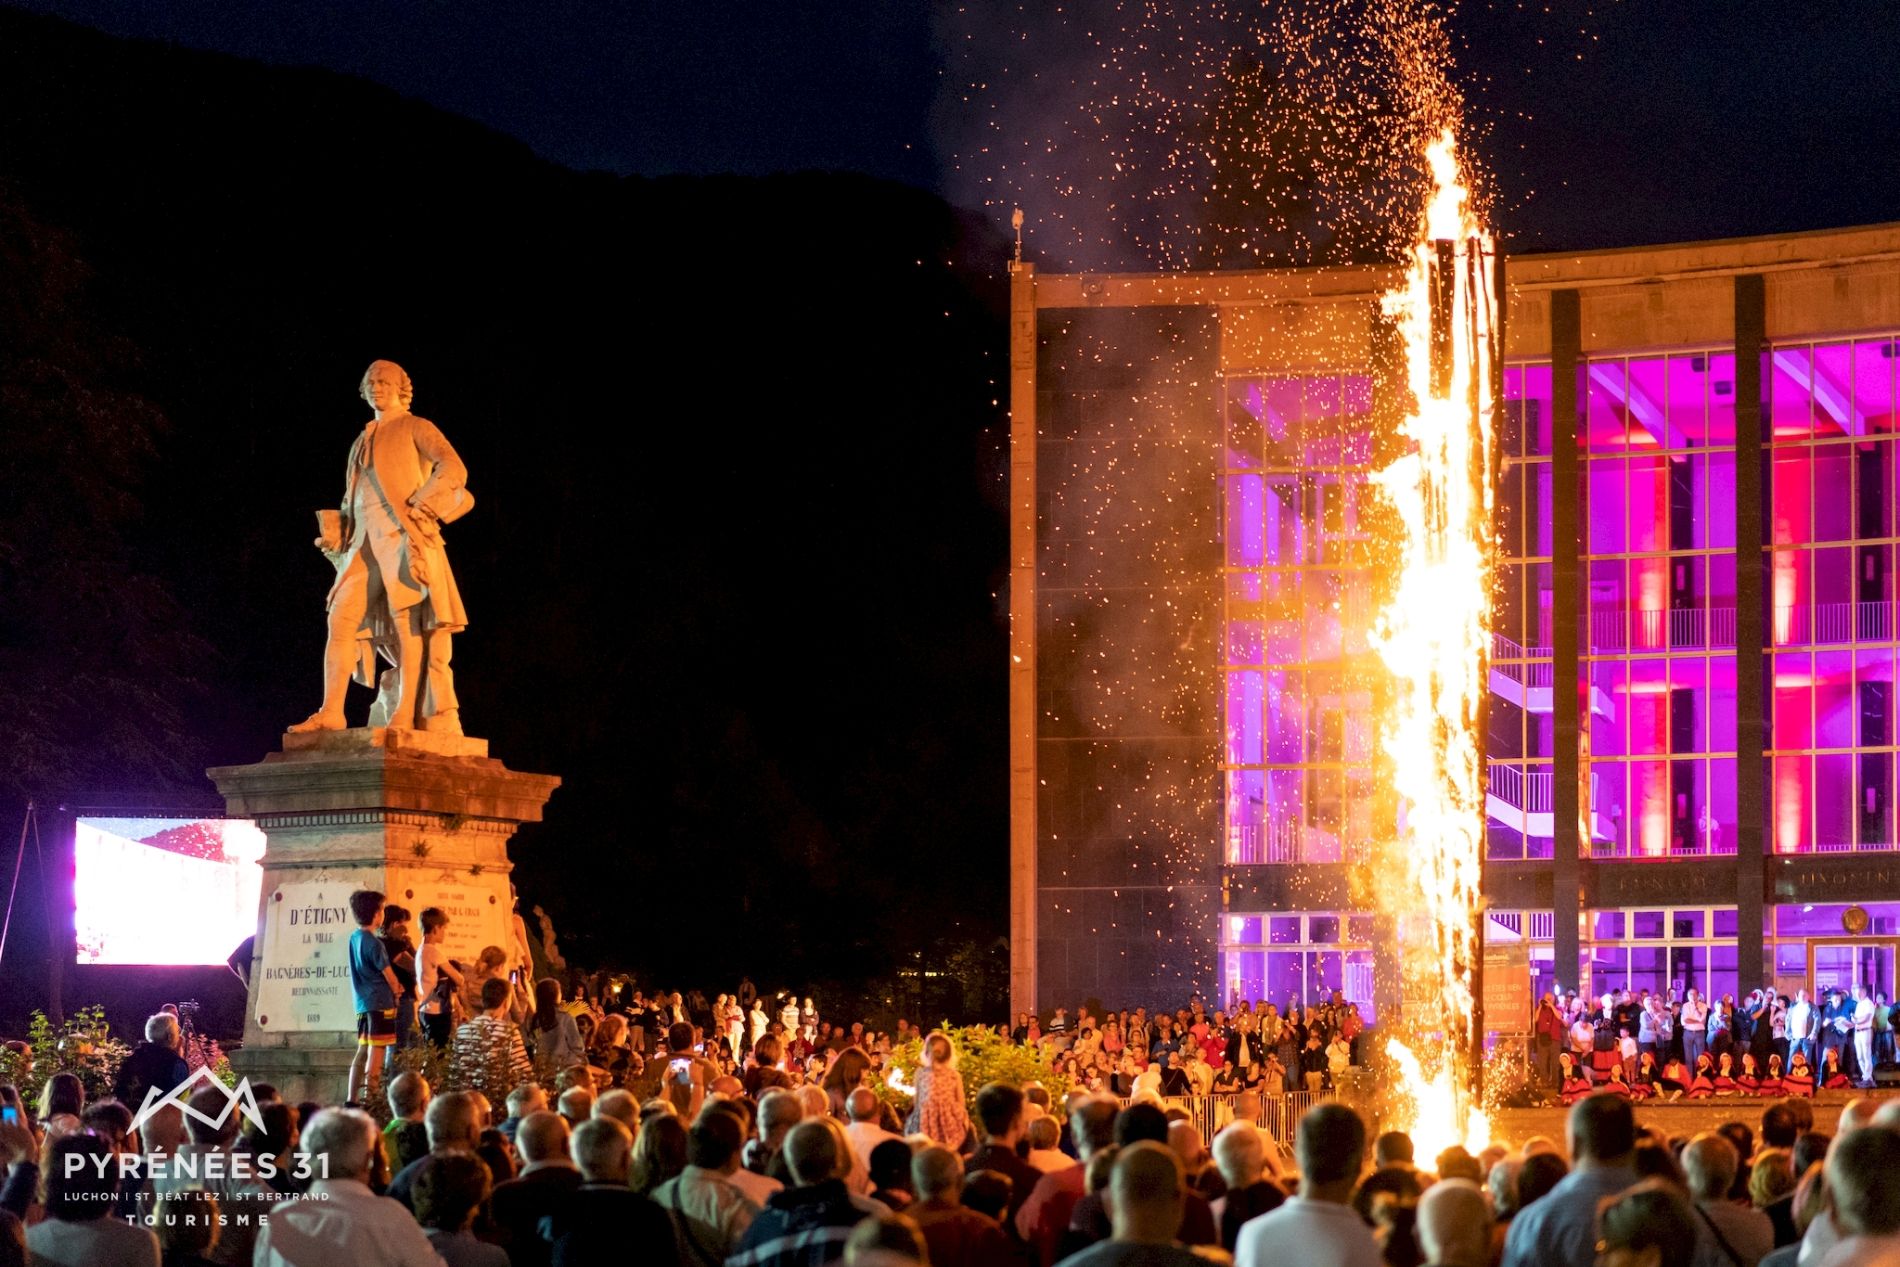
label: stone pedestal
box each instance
[208,728,559,1103]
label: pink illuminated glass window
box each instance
[1581,353,1739,860]
[1761,337,1900,855]
[1223,371,1376,865]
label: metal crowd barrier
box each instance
[1117,1090,1327,1149]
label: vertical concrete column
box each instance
[1368,305,1407,1025]
[1550,290,1583,992]
[1734,274,1768,987]
[1009,262,1040,1016]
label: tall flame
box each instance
[1370,128,1497,1157]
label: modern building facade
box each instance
[1009,223,1900,1025]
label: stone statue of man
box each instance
[290,360,471,736]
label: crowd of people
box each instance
[353,879,1377,1113]
[1012,993,1369,1098]
[1532,983,1897,1100]
[3,893,1894,1265]
[7,1010,1900,1267]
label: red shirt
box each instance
[1016,1163,1085,1267]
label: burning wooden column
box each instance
[1369,129,1499,1154]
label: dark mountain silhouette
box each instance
[0,6,1011,1021]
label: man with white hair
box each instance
[113,1012,189,1113]
[386,1089,483,1209]
[1682,1133,1772,1267]
[547,1116,673,1262]
[1818,1126,1900,1266]
[1839,1098,1879,1136]
[593,1087,638,1133]
[1211,1120,1284,1251]
[740,1088,800,1200]
[254,1108,441,1266]
[728,1119,867,1267]
[1416,1179,1490,1267]
[383,1071,432,1173]
[497,1082,547,1143]
[488,1111,578,1267]
[555,1084,593,1129]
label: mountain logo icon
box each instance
[130,1065,267,1135]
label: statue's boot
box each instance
[421,708,463,737]
[295,624,357,733]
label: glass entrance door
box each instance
[1806,939,1900,999]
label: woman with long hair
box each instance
[745,1034,792,1099]
[36,1073,83,1138]
[821,1047,874,1118]
[630,1113,688,1197]
[904,1031,970,1150]
[529,978,586,1074]
[588,1013,631,1087]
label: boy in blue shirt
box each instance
[347,889,403,1103]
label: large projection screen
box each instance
[74,817,265,965]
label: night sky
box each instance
[12,0,1900,251]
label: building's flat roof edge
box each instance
[1025,220,1900,308]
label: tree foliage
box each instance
[0,187,206,806]
[880,1023,1071,1116]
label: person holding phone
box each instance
[460,946,531,1028]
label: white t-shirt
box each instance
[1234,1196,1382,1267]
[415,940,446,1014]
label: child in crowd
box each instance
[346,889,402,1104]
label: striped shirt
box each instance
[725,1180,866,1267]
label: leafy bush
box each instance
[183,1030,235,1089]
[364,1042,451,1127]
[0,1007,131,1107]
[879,1023,1069,1117]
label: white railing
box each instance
[1772,601,1896,647]
[1491,634,1555,690]
[1227,818,1303,864]
[1227,820,1370,866]
[1487,765,1554,814]
[1584,600,1900,652]
[1589,606,1741,653]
